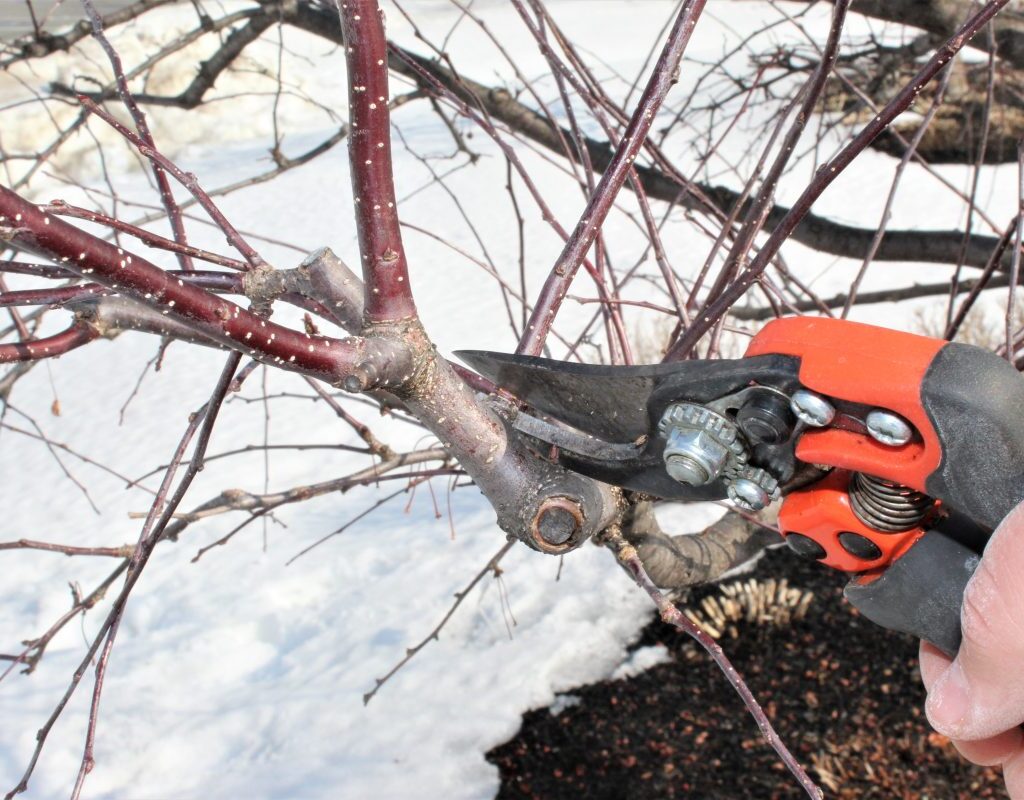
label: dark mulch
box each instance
[487,548,1007,799]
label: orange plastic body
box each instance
[745,318,946,573]
[776,470,927,573]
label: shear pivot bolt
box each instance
[737,393,795,445]
[728,478,770,512]
[789,389,835,427]
[663,429,729,486]
[865,409,913,446]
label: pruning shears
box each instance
[459,317,1024,657]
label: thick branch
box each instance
[71,296,225,348]
[623,500,782,590]
[0,186,412,385]
[833,0,1024,69]
[337,0,416,323]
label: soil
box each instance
[487,548,1008,799]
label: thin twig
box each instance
[605,529,822,799]
[363,540,515,704]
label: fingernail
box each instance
[927,660,971,733]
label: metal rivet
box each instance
[865,409,913,446]
[727,478,770,511]
[790,389,835,427]
[838,531,882,561]
[785,532,826,561]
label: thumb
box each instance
[926,502,1024,740]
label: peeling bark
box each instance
[623,500,783,590]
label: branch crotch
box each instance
[384,327,620,552]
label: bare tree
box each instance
[1,0,1020,796]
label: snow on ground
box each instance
[1,2,1018,798]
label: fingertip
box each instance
[919,640,952,691]
[926,659,970,736]
[1003,747,1024,799]
[997,500,1024,533]
[946,505,1024,740]
[950,727,1023,767]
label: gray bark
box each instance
[842,0,1024,69]
[622,500,783,590]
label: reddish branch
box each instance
[81,0,195,272]
[607,531,822,799]
[0,270,332,324]
[512,0,689,328]
[44,201,246,270]
[385,47,632,359]
[0,323,97,363]
[0,285,107,307]
[0,186,405,383]
[699,0,850,314]
[77,97,268,270]
[338,0,416,323]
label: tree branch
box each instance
[337,0,416,323]
[517,0,707,355]
[821,0,1024,69]
[0,186,411,384]
[0,322,97,363]
[665,0,1013,359]
[622,500,782,590]
[605,529,822,799]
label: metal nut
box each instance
[663,428,729,486]
[865,409,913,446]
[789,389,835,428]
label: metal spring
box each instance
[849,472,933,533]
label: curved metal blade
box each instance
[458,350,804,501]
[456,351,682,442]
[512,411,645,461]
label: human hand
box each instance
[920,502,1024,797]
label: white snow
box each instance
[609,645,673,682]
[1,2,1017,799]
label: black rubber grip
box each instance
[844,531,980,657]
[922,343,1024,530]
